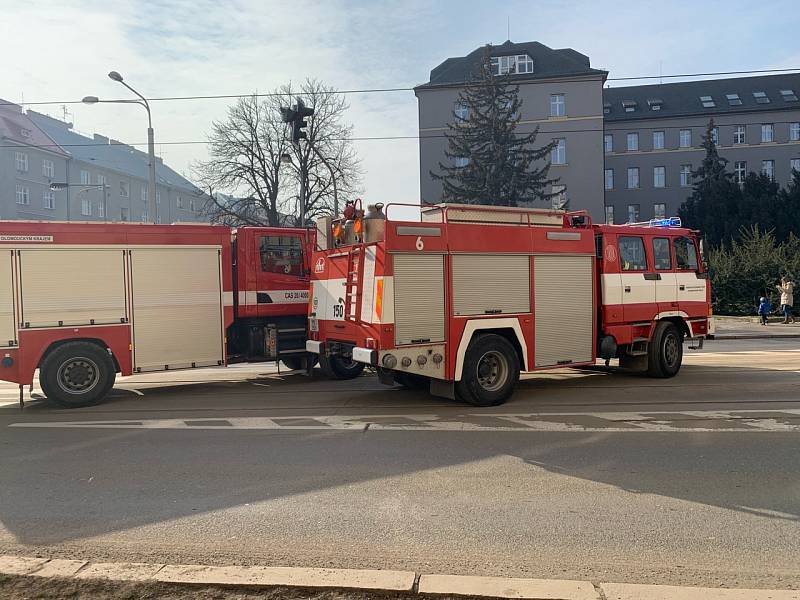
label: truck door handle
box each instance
[624,286,631,293]
[679,285,685,291]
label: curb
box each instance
[711,334,800,340]
[1,555,799,599]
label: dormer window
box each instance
[700,95,715,108]
[603,102,612,115]
[647,98,663,111]
[622,100,637,113]
[490,54,534,76]
[20,128,31,138]
[780,89,798,102]
[725,93,742,106]
[753,91,770,104]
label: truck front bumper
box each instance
[305,340,322,354]
[352,347,377,365]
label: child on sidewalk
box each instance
[758,296,772,325]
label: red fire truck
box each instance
[0,221,361,408]
[306,203,712,406]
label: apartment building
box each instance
[415,41,608,220]
[603,74,800,224]
[0,100,207,223]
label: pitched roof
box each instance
[0,100,69,157]
[416,40,607,90]
[27,110,201,193]
[603,73,800,121]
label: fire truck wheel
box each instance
[40,342,117,408]
[647,321,683,378]
[456,334,520,407]
[281,355,318,371]
[319,353,365,380]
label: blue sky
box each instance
[2,0,799,204]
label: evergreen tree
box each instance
[678,119,742,247]
[431,47,558,206]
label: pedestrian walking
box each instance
[776,277,795,324]
[758,296,772,326]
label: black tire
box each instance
[394,372,429,390]
[456,334,520,407]
[319,353,365,380]
[281,354,318,371]
[39,341,116,408]
[647,322,683,378]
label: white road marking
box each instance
[8,409,800,433]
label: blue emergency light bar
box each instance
[649,217,682,228]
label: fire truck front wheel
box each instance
[40,341,117,408]
[456,334,520,407]
[647,321,684,378]
[319,353,365,380]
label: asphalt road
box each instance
[1,338,799,589]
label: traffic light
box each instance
[280,98,315,145]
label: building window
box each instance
[711,127,719,145]
[80,169,91,185]
[626,205,641,224]
[14,152,28,172]
[679,129,691,148]
[725,93,742,106]
[734,125,746,145]
[550,94,565,117]
[120,207,129,222]
[604,134,613,153]
[700,95,715,108]
[551,185,567,210]
[43,190,55,210]
[622,100,637,113]
[454,102,469,121]
[653,166,666,188]
[762,160,775,180]
[97,174,106,188]
[652,131,665,150]
[177,196,184,209]
[647,98,663,111]
[734,161,747,184]
[189,198,196,212]
[98,201,105,218]
[141,186,148,203]
[781,89,798,102]
[120,181,130,197]
[490,54,533,75]
[156,190,161,205]
[790,123,800,141]
[605,205,614,225]
[453,156,469,168]
[81,198,92,216]
[753,91,770,104]
[551,138,566,165]
[762,124,774,143]
[15,184,30,205]
[627,167,640,189]
[626,132,639,151]
[653,203,666,219]
[42,159,54,178]
[141,209,149,223]
[791,158,800,173]
[604,168,614,190]
[680,164,692,187]
[603,102,612,115]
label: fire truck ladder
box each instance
[344,246,365,323]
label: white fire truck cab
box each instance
[306,203,711,406]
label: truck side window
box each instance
[674,237,698,271]
[259,235,303,275]
[619,236,647,271]
[653,238,672,270]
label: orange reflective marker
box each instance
[353,218,363,234]
[375,278,383,320]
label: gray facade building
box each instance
[415,41,608,220]
[603,74,800,224]
[0,100,207,223]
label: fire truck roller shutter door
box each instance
[1,251,15,347]
[130,247,224,371]
[452,255,530,315]
[392,253,445,346]
[19,249,127,328]
[534,254,594,367]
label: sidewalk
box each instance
[1,555,798,600]
[712,316,800,340]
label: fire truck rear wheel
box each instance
[319,353,365,380]
[456,334,520,407]
[40,341,117,408]
[647,321,683,378]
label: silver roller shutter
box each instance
[392,253,445,346]
[452,254,530,316]
[534,254,594,367]
[0,251,15,346]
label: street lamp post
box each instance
[50,183,108,222]
[83,70,157,224]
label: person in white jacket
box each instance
[776,277,795,324]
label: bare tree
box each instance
[194,80,362,227]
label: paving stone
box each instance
[418,574,598,599]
